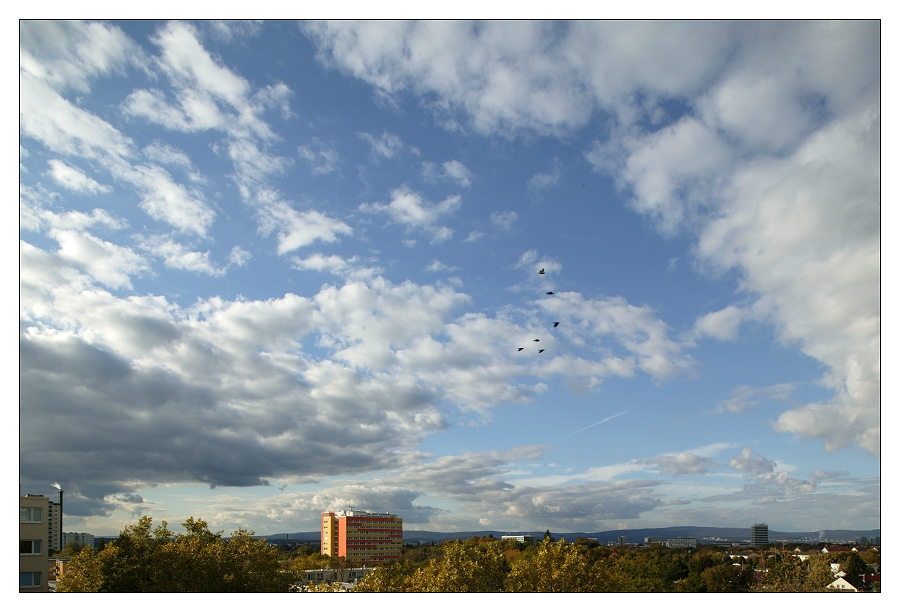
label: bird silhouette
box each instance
[538,349,545,353]
[553,322,559,328]
[533,339,540,342]
[517,347,524,351]
[546,291,554,295]
[538,268,545,274]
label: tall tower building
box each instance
[48,500,61,552]
[751,522,769,548]
[320,509,402,564]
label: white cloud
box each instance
[691,305,747,342]
[20,185,126,234]
[360,186,460,243]
[255,192,353,255]
[46,159,111,194]
[515,249,561,276]
[136,235,247,277]
[358,130,404,159]
[490,210,518,232]
[48,231,148,290]
[304,21,880,456]
[228,246,252,268]
[424,160,474,187]
[20,73,134,162]
[527,159,562,193]
[425,260,459,273]
[116,163,216,236]
[298,138,341,175]
[646,453,715,476]
[20,20,146,93]
[729,447,776,477]
[290,253,381,280]
[716,383,795,415]
[463,231,484,242]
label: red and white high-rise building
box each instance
[321,509,403,564]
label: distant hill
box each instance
[257,526,880,546]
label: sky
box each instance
[18,20,882,537]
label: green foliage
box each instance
[56,516,294,592]
[59,541,87,557]
[840,552,868,576]
[700,563,752,592]
[407,539,508,592]
[56,547,103,592]
[506,538,594,592]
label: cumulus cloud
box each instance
[49,232,148,290]
[646,453,715,476]
[255,191,352,255]
[20,240,700,505]
[304,20,881,458]
[360,186,460,243]
[691,305,747,342]
[20,20,147,93]
[136,235,248,277]
[290,253,381,280]
[46,159,111,194]
[729,447,776,477]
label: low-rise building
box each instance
[665,537,697,549]
[299,567,373,588]
[501,534,534,544]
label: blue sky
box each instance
[18,20,880,536]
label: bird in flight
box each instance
[539,268,545,274]
[533,339,540,342]
[553,322,559,328]
[538,349,545,353]
[546,291,554,295]
[517,347,524,351]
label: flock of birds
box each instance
[517,267,558,354]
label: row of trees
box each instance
[57,517,293,592]
[351,536,874,592]
[56,516,878,592]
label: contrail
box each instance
[552,410,627,444]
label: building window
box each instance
[20,571,41,587]
[20,540,42,555]
[20,507,42,522]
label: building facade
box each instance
[63,532,95,547]
[751,522,769,548]
[321,510,402,564]
[665,537,697,548]
[501,534,535,544]
[20,494,49,592]
[48,500,61,552]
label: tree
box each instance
[840,552,868,577]
[56,516,295,592]
[56,547,102,592]
[506,538,594,592]
[543,529,553,542]
[701,563,752,592]
[59,541,87,557]
[805,557,837,592]
[353,561,416,592]
[406,540,507,592]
